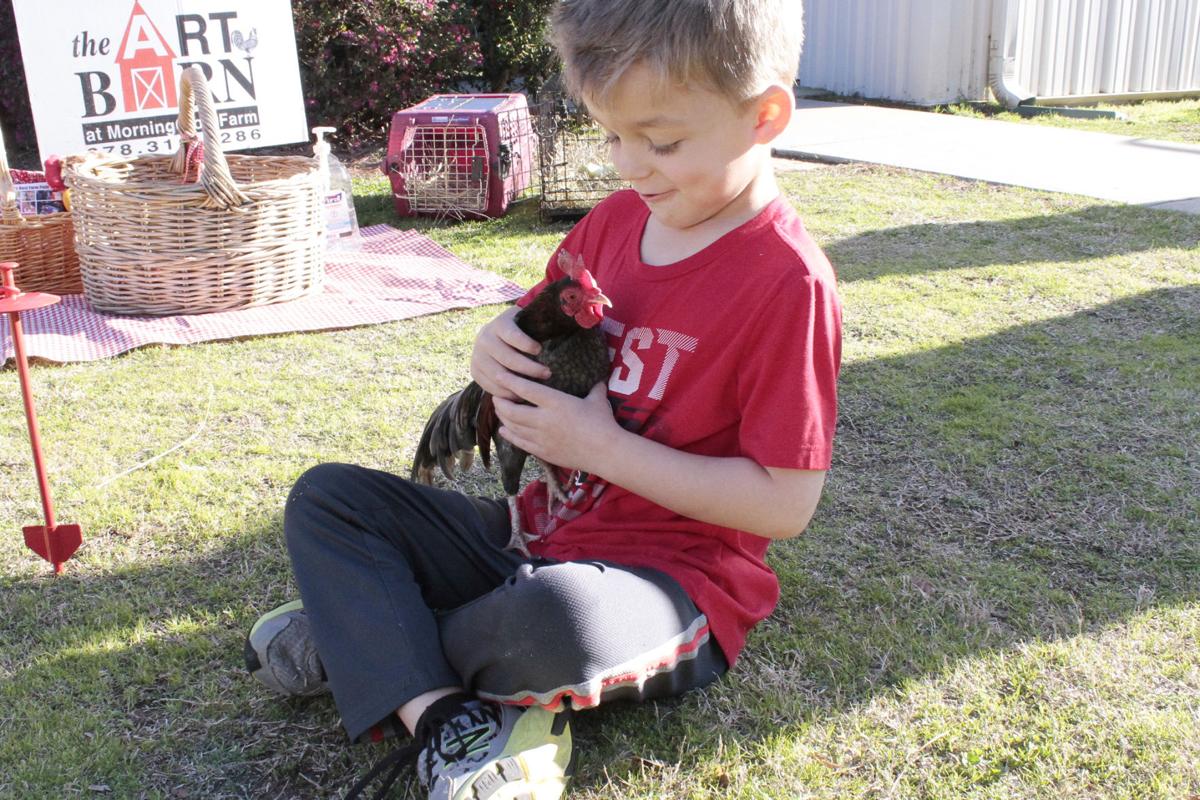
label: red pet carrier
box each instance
[383,94,536,219]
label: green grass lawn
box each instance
[941,98,1200,144]
[2,163,1198,799]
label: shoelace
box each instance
[343,699,500,800]
[342,739,422,800]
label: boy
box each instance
[245,1,840,798]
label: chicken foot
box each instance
[505,496,535,557]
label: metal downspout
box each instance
[989,0,1035,108]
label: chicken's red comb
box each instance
[557,249,585,279]
[576,267,599,293]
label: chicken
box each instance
[231,28,258,54]
[411,252,612,554]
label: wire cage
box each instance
[384,94,536,220]
[534,94,626,221]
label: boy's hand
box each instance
[494,368,828,541]
[492,377,619,474]
[471,306,551,400]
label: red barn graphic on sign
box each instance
[116,0,178,112]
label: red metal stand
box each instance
[1,261,82,573]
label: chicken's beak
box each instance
[581,292,612,326]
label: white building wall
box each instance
[1014,0,1200,97]
[796,0,993,104]
[796,0,1200,104]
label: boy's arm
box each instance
[492,379,827,540]
[599,424,828,539]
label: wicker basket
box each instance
[0,126,83,295]
[64,66,324,316]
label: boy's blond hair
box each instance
[549,0,803,106]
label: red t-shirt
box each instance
[515,189,842,665]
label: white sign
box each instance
[12,0,308,163]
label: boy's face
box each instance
[586,63,767,233]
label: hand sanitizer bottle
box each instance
[313,126,361,250]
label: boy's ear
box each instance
[751,83,795,145]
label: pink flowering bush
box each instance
[294,0,485,144]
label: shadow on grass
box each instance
[566,284,1199,793]
[1,286,1197,797]
[0,520,356,799]
[824,203,1200,282]
[359,191,1200,286]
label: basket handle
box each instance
[0,124,28,224]
[170,65,251,209]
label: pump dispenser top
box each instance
[312,126,361,250]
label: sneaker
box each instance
[419,698,572,800]
[244,599,328,697]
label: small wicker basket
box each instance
[0,126,83,295]
[64,66,324,316]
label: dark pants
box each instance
[284,463,728,742]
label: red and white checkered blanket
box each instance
[2,225,524,365]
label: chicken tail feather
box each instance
[475,391,496,471]
[410,382,486,483]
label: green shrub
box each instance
[0,0,36,156]
[294,0,485,144]
[470,0,558,94]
